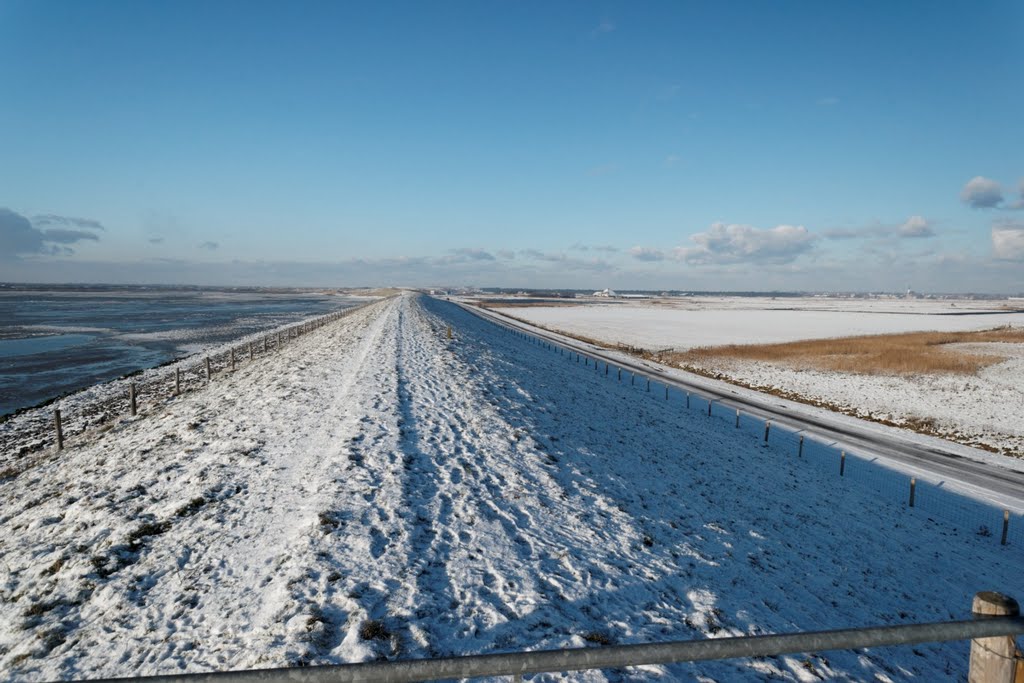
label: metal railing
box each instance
[86,596,1024,683]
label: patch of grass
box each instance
[318,511,340,530]
[41,557,65,577]
[359,619,391,641]
[175,497,206,517]
[672,327,1024,376]
[127,520,172,546]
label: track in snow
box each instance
[1,293,1021,682]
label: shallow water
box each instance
[0,288,360,416]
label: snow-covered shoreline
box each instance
[2,294,1021,681]
[0,299,379,470]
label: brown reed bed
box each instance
[670,327,1024,376]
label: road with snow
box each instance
[2,293,1021,681]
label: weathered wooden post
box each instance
[129,383,137,416]
[605,364,609,376]
[618,368,621,381]
[840,450,846,476]
[707,400,712,417]
[263,337,267,353]
[206,357,212,382]
[1001,510,1010,546]
[54,409,64,451]
[631,373,635,386]
[735,409,740,428]
[665,385,669,400]
[249,342,254,361]
[968,592,1020,682]
[447,326,452,339]
[175,367,181,396]
[909,478,916,507]
[764,420,771,443]
[646,378,650,392]
[798,435,804,457]
[686,392,690,409]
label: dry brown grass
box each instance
[672,327,1024,376]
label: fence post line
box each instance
[840,451,846,477]
[129,383,137,416]
[909,478,916,508]
[764,420,771,443]
[968,592,1020,682]
[175,367,181,396]
[54,409,63,451]
[1001,510,1010,546]
[206,357,212,382]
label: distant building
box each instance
[592,288,617,297]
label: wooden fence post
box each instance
[129,383,137,416]
[708,400,712,417]
[798,435,804,457]
[735,409,740,428]
[263,337,267,353]
[909,478,916,507]
[968,592,1020,682]
[646,378,650,392]
[764,420,771,443]
[686,392,690,409]
[249,342,254,361]
[618,368,621,381]
[1001,510,1010,546]
[840,450,846,476]
[665,385,669,400]
[54,409,63,451]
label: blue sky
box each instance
[1,1,1022,291]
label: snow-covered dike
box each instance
[1,293,1021,681]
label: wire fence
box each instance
[487,317,1024,550]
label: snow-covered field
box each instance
[492,297,1024,455]
[1,293,1021,681]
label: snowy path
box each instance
[1,293,1021,681]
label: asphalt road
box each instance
[457,299,1024,509]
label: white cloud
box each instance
[675,222,816,265]
[961,176,1004,209]
[628,246,665,261]
[897,215,934,238]
[992,223,1024,261]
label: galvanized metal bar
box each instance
[84,616,1024,683]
